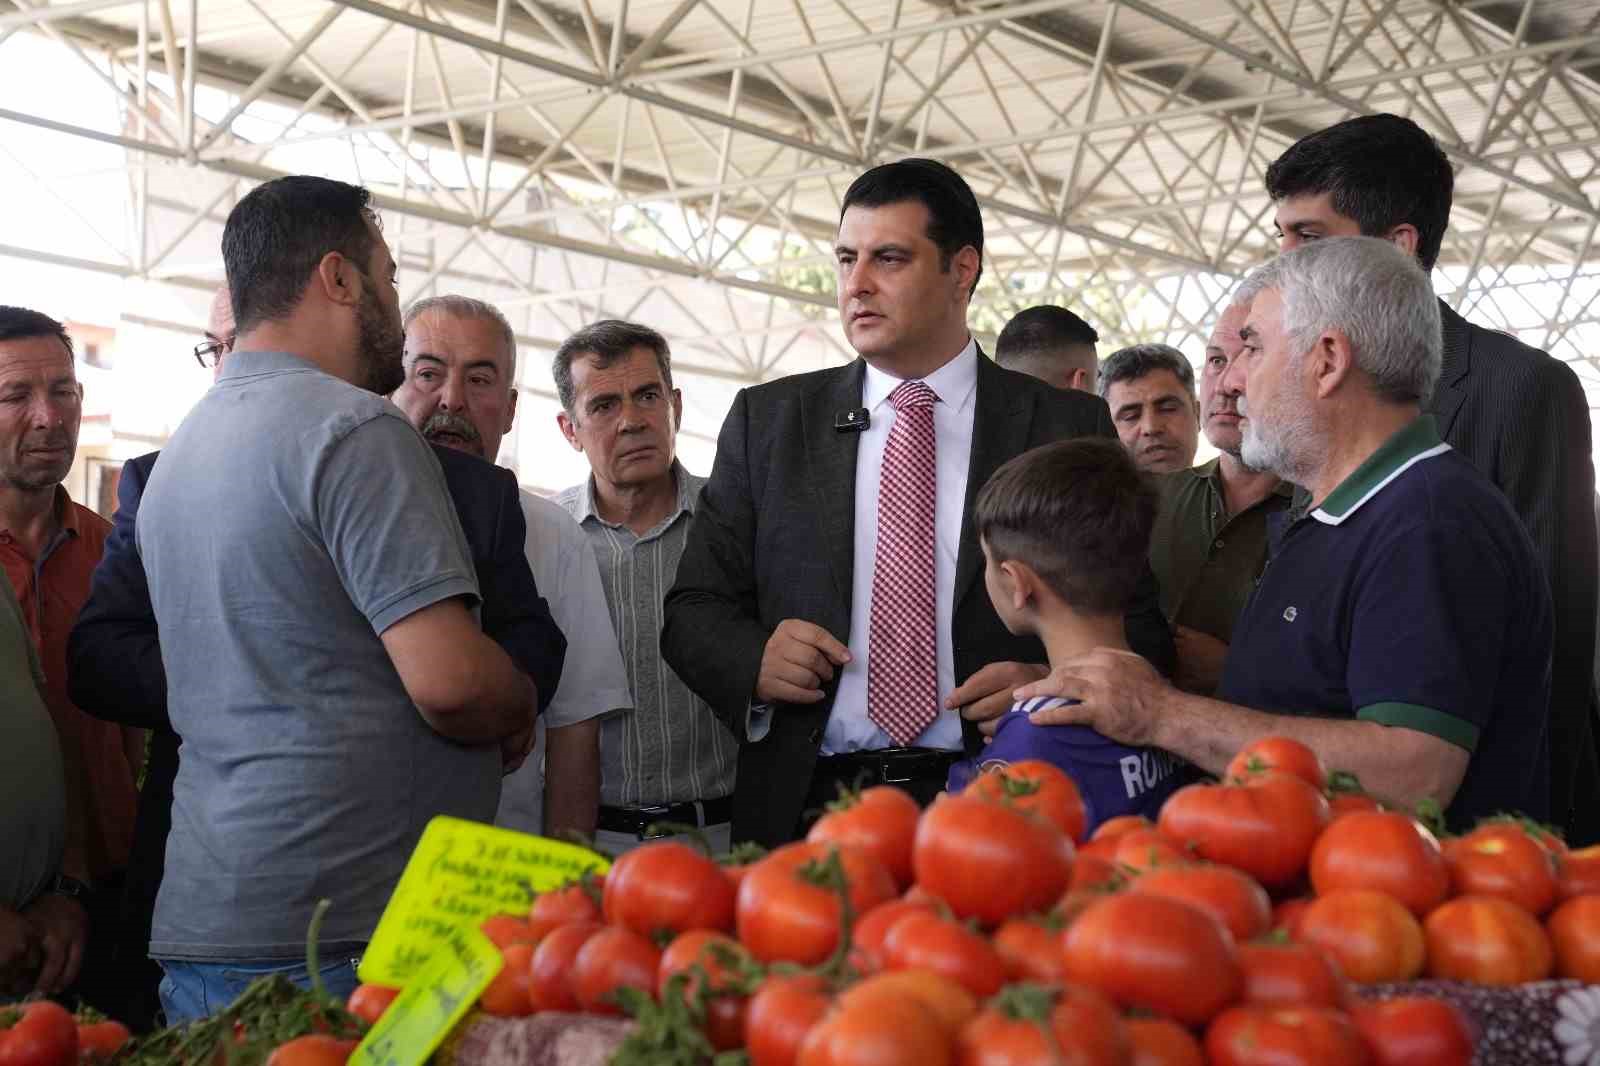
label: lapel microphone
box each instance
[835,407,871,433]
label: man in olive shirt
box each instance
[1149,298,1292,695]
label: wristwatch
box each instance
[49,874,90,899]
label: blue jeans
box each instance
[157,956,362,1025]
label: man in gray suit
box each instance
[1266,113,1598,842]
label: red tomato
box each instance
[1423,895,1552,985]
[840,971,977,1039]
[480,913,539,948]
[1295,890,1425,984]
[797,989,951,1066]
[966,759,1089,843]
[880,911,1007,998]
[808,786,922,890]
[738,842,898,965]
[0,1001,78,1066]
[1559,844,1600,901]
[954,985,1126,1066]
[528,880,603,938]
[74,1020,131,1063]
[1328,792,1383,820]
[264,1036,358,1066]
[345,984,400,1025]
[1443,823,1559,915]
[573,925,663,1015]
[1272,897,1313,938]
[1238,941,1348,1008]
[1350,996,1474,1066]
[480,942,537,1017]
[659,929,751,1050]
[1126,1017,1206,1066]
[1309,811,1449,917]
[849,898,939,973]
[1092,814,1153,842]
[528,920,604,1012]
[1130,864,1272,942]
[1159,774,1329,890]
[1061,892,1241,1026]
[747,973,832,1066]
[1205,1005,1369,1066]
[604,840,736,939]
[992,916,1066,983]
[1549,894,1600,982]
[1225,736,1327,791]
[912,795,1073,927]
[1069,852,1123,892]
[1111,828,1193,874]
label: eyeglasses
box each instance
[193,336,233,368]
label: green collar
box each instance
[1311,415,1451,526]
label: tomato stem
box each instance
[305,897,332,1002]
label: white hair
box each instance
[1236,237,1441,405]
[403,294,518,378]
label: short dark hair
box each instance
[995,306,1099,369]
[1265,114,1454,272]
[0,306,73,356]
[840,158,984,296]
[553,319,674,414]
[977,438,1157,614]
[1098,343,1195,402]
[222,175,379,335]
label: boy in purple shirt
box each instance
[947,438,1185,830]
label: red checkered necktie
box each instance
[868,380,940,746]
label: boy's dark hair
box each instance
[552,319,674,415]
[1264,114,1454,272]
[977,438,1157,614]
[995,306,1099,367]
[840,158,984,297]
[222,175,379,335]
[0,306,73,356]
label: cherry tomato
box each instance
[659,929,751,1051]
[1238,941,1348,1008]
[74,1020,131,1063]
[0,1001,78,1066]
[746,973,832,1066]
[966,759,1089,843]
[528,879,603,938]
[573,925,663,1015]
[1205,1005,1369,1066]
[1350,996,1473,1066]
[1061,891,1241,1026]
[264,1036,358,1066]
[1130,863,1272,942]
[797,988,951,1066]
[1548,894,1600,983]
[604,840,736,939]
[1558,844,1600,901]
[913,794,1073,927]
[528,920,604,1012]
[738,842,898,965]
[1159,774,1329,889]
[1126,1017,1206,1066]
[480,942,537,1017]
[808,786,922,890]
[1225,736,1326,791]
[849,898,939,974]
[992,916,1066,983]
[1295,890,1425,984]
[1308,811,1449,917]
[880,911,1007,998]
[345,984,400,1025]
[1443,823,1559,915]
[480,913,539,948]
[1424,894,1552,985]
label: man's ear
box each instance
[503,387,519,434]
[1384,223,1421,263]
[556,410,584,453]
[1310,328,1356,399]
[952,245,981,303]
[315,252,361,307]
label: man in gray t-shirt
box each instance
[136,177,537,1023]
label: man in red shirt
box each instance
[0,306,141,1007]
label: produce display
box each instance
[10,736,1600,1065]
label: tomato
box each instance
[1225,736,1326,791]
[345,984,400,1025]
[1424,894,1552,985]
[659,930,751,1050]
[913,795,1073,927]
[479,942,536,1017]
[1308,811,1449,917]
[1205,1005,1369,1066]
[1272,897,1313,938]
[480,913,539,948]
[1159,774,1329,890]
[797,989,951,1066]
[1558,844,1600,901]
[738,842,898,965]
[880,911,1007,998]
[1111,828,1193,874]
[849,898,939,973]
[1061,892,1241,1026]
[954,985,1125,1066]
[808,786,922,889]
[74,1020,131,1063]
[839,971,977,1038]
[992,916,1066,982]
[1350,997,1473,1066]
[1238,941,1348,1008]
[264,1036,358,1066]
[528,920,604,1012]
[966,759,1089,843]
[604,840,736,939]
[1295,890,1424,984]
[1328,792,1382,820]
[0,1001,77,1066]
[1443,823,1559,915]
[529,880,603,938]
[1093,814,1152,842]
[1069,852,1123,892]
[1549,894,1600,982]
[747,973,832,1066]
[1130,863,1272,942]
[573,925,663,1015]
[1126,1017,1206,1066]
[1047,984,1129,1066]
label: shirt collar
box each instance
[1193,457,1296,501]
[860,337,980,414]
[216,349,322,382]
[574,459,698,526]
[0,486,80,541]
[1310,415,1452,526]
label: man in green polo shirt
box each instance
[1013,237,1552,829]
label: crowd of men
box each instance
[0,111,1594,1030]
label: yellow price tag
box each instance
[359,816,609,987]
[348,924,501,1066]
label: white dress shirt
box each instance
[821,339,979,753]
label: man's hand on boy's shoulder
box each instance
[951,661,1050,733]
[1012,648,1167,748]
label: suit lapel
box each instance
[802,360,868,609]
[1430,299,1472,440]
[954,350,1034,613]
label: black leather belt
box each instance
[814,747,962,786]
[597,796,734,836]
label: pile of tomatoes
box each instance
[0,1001,129,1066]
